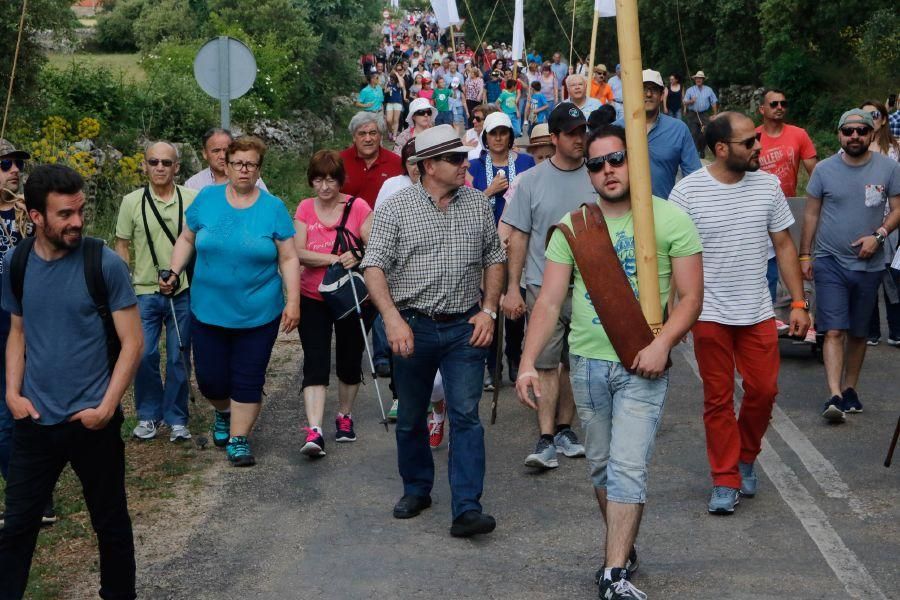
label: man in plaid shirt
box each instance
[362,125,506,538]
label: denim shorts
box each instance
[814,255,882,338]
[569,354,669,504]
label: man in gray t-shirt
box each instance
[800,108,900,423]
[500,103,595,469]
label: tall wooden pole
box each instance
[569,0,576,66]
[586,8,599,77]
[615,0,662,334]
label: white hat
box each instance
[406,97,437,125]
[408,125,470,164]
[487,45,494,50]
[692,70,706,79]
[450,79,460,87]
[483,111,513,134]
[422,71,432,81]
[642,69,664,88]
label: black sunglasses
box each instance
[840,125,872,137]
[768,100,788,108]
[146,158,175,167]
[434,153,467,165]
[0,158,24,172]
[726,132,761,149]
[585,150,627,172]
[413,110,432,117]
[471,116,484,122]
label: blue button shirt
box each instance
[614,113,701,199]
[684,85,718,113]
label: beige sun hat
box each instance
[408,125,470,164]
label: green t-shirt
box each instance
[434,88,451,112]
[545,197,702,362]
[115,184,197,295]
[498,89,518,116]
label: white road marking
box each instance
[675,344,888,599]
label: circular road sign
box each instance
[193,36,257,100]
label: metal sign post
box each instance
[193,36,257,129]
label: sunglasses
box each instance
[768,100,788,108]
[840,125,872,137]
[0,158,24,172]
[726,132,761,149]
[434,153,467,165]
[471,116,484,123]
[869,110,882,121]
[413,110,432,117]
[585,150,627,172]
[146,158,175,167]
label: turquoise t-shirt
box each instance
[498,89,518,116]
[186,184,295,329]
[359,85,384,112]
[545,197,702,362]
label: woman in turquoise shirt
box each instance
[163,136,300,467]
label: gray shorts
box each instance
[525,284,572,370]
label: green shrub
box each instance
[94,0,144,52]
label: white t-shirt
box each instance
[669,166,794,326]
[465,128,484,161]
[374,174,413,210]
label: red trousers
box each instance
[692,319,779,489]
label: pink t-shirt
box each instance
[295,196,372,300]
[756,124,817,197]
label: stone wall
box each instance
[718,84,766,115]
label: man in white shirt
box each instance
[184,128,268,191]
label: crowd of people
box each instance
[0,9,898,600]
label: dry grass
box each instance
[46,53,146,83]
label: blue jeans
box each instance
[766,256,778,304]
[372,314,390,368]
[569,354,669,504]
[393,308,488,518]
[0,331,10,480]
[134,292,191,426]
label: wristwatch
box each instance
[872,231,886,245]
[482,308,497,320]
[790,298,810,311]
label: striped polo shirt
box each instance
[669,166,794,326]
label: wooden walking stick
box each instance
[615,0,663,332]
[490,313,504,425]
[885,416,900,467]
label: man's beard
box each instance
[599,186,629,203]
[725,151,760,173]
[43,223,82,250]
[843,142,868,157]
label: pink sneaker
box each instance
[775,319,790,334]
[300,427,326,457]
[804,327,817,344]
[429,401,446,449]
[335,414,357,443]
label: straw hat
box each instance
[692,70,706,79]
[516,124,553,149]
[408,125,470,164]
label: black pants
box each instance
[299,295,374,388]
[0,411,135,600]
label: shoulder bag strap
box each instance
[140,185,183,270]
[10,236,36,307]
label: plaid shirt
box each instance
[890,110,900,139]
[361,182,506,315]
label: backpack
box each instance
[317,197,368,320]
[10,236,121,374]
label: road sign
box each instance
[193,36,257,129]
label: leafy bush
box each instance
[94,0,144,52]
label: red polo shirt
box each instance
[339,145,403,208]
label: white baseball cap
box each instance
[642,69,664,89]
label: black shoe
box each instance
[450,510,496,537]
[41,504,57,526]
[595,546,639,585]
[822,395,846,423]
[375,362,392,378]
[841,387,863,413]
[483,372,495,391]
[598,568,646,599]
[508,364,519,384]
[393,494,432,519]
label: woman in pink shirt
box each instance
[294,150,374,457]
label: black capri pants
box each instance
[299,295,375,389]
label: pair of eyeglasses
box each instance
[0,158,24,172]
[434,153,467,165]
[840,126,872,137]
[228,160,260,172]
[413,110,432,117]
[146,158,175,167]
[726,132,762,149]
[312,176,339,186]
[768,100,788,108]
[472,116,484,123]
[585,150,627,172]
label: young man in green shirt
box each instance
[516,125,704,600]
[433,76,453,126]
[115,141,197,442]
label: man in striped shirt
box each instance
[669,112,810,515]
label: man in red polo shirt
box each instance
[340,112,404,208]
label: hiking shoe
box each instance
[598,568,646,599]
[483,371,495,391]
[300,427,326,457]
[822,396,846,423]
[169,425,192,443]
[887,337,900,347]
[213,410,231,448]
[41,501,57,526]
[375,361,391,378]
[132,420,159,440]
[387,399,399,422]
[841,387,863,413]
[450,510,496,537]
[866,337,880,346]
[775,319,790,335]
[524,437,559,469]
[595,546,639,584]
[226,436,256,467]
[739,461,758,497]
[429,405,446,449]
[554,428,585,458]
[708,486,740,515]
[335,413,357,442]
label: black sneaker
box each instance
[822,396,846,423]
[450,510,496,537]
[375,361,391,378]
[41,503,57,526]
[595,546,639,585]
[483,372,495,391]
[841,387,863,413]
[598,568,646,599]
[508,364,519,384]
[335,414,357,442]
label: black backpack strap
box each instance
[10,236,36,307]
[330,197,356,255]
[83,238,121,374]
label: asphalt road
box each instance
[140,336,899,599]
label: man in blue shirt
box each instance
[550,52,568,96]
[608,63,624,120]
[614,69,701,198]
[683,70,719,158]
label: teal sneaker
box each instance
[739,461,758,497]
[213,410,231,448]
[708,486,740,515]
[387,399,399,422]
[226,436,256,467]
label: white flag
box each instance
[431,0,462,29]
[595,0,616,17]
[511,0,525,63]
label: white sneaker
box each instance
[774,319,789,334]
[133,420,159,440]
[170,425,192,442]
[804,327,817,344]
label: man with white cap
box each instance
[392,97,436,155]
[683,70,718,158]
[362,124,506,537]
[614,69,700,199]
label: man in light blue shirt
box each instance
[608,63,624,120]
[550,52,569,94]
[614,69,701,198]
[683,70,719,158]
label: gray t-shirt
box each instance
[501,158,596,286]
[1,243,137,425]
[807,152,900,272]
